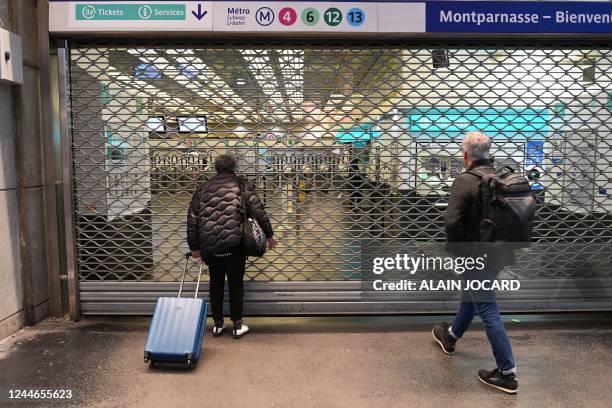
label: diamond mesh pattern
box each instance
[68,44,612,285]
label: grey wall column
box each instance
[57,41,79,321]
[37,0,62,318]
[8,0,34,325]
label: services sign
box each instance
[52,1,213,31]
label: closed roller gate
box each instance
[66,41,612,315]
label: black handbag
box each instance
[239,181,267,257]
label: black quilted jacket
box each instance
[187,173,273,255]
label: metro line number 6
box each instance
[302,7,319,26]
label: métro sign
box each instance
[49,1,612,35]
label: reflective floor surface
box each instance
[1,313,610,407]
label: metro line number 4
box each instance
[279,7,297,26]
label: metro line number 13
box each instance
[347,8,365,27]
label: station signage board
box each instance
[49,1,612,35]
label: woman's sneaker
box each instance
[478,368,518,394]
[212,320,226,337]
[232,320,249,339]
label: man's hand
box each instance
[267,237,278,250]
[191,250,201,258]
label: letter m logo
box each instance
[256,7,274,26]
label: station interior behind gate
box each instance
[66,44,612,313]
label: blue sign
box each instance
[134,63,161,80]
[525,140,544,166]
[407,107,551,140]
[427,1,612,33]
[336,124,380,145]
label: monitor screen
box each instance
[147,116,166,133]
[177,116,208,133]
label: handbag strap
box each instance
[238,178,249,220]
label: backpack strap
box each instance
[467,168,491,220]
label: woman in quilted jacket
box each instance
[187,154,277,339]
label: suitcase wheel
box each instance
[186,352,197,369]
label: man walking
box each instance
[432,132,518,394]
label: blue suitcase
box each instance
[144,253,207,369]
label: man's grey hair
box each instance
[215,154,237,174]
[461,131,491,161]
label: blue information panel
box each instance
[407,107,551,140]
[426,1,612,33]
[525,141,544,166]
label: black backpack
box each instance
[468,166,536,248]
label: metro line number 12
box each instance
[324,7,342,26]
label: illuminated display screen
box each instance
[177,116,208,133]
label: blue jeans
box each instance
[450,293,516,375]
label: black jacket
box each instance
[187,173,273,255]
[444,159,493,244]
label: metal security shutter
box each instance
[66,42,612,315]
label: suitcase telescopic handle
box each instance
[179,252,204,299]
[194,260,204,299]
